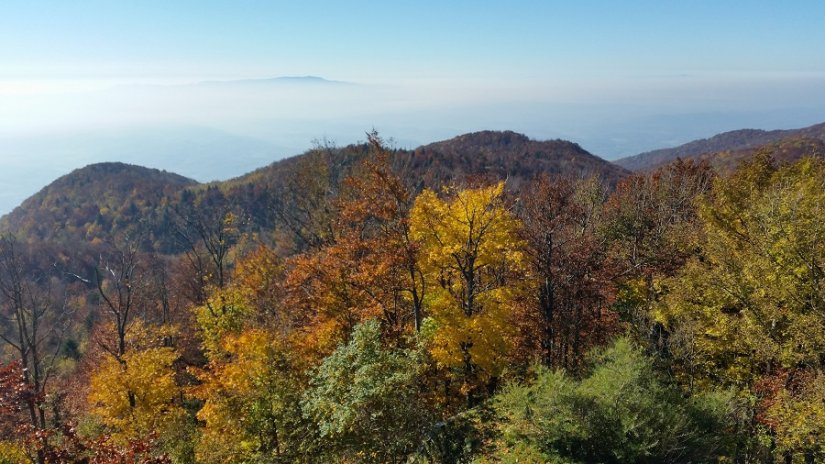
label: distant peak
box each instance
[445,130,531,147]
[273,75,333,82]
[62,162,197,184]
[196,75,349,86]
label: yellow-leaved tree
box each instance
[193,244,285,357]
[192,329,306,463]
[410,182,525,401]
[87,323,184,444]
[658,155,825,460]
[190,245,308,463]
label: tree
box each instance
[87,326,184,445]
[284,134,425,359]
[336,132,425,336]
[0,235,70,461]
[193,329,307,464]
[0,360,32,439]
[410,182,525,402]
[602,159,714,348]
[194,244,286,356]
[486,338,740,463]
[518,176,618,370]
[191,245,307,463]
[658,155,825,460]
[92,236,148,363]
[270,140,345,254]
[302,319,432,463]
[170,187,240,305]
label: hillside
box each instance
[0,131,628,251]
[0,162,197,247]
[1,131,823,463]
[406,130,629,188]
[229,130,629,189]
[698,136,825,174]
[205,130,631,242]
[616,121,825,171]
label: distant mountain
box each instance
[196,75,349,86]
[615,122,825,171]
[0,163,196,247]
[0,131,628,251]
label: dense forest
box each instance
[0,132,823,463]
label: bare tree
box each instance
[170,187,239,306]
[92,236,149,363]
[270,140,345,254]
[0,235,71,450]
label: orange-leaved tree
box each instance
[285,133,424,360]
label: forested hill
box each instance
[223,130,629,192]
[0,131,628,250]
[696,136,825,174]
[407,130,628,188]
[616,121,825,171]
[0,162,196,246]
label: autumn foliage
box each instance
[0,136,822,463]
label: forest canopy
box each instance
[0,134,823,463]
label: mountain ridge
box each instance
[0,130,627,250]
[616,121,825,171]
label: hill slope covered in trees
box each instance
[616,121,825,171]
[0,162,196,246]
[0,131,629,251]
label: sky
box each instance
[1,1,825,213]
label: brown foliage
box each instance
[517,176,619,369]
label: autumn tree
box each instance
[78,234,190,458]
[194,244,285,356]
[270,140,346,254]
[0,235,70,455]
[86,320,185,450]
[191,244,309,463]
[602,159,714,346]
[0,361,34,460]
[87,346,182,444]
[336,132,425,335]
[193,329,307,464]
[410,182,525,402]
[170,186,240,305]
[19,422,172,464]
[92,236,148,362]
[284,133,424,359]
[658,155,825,461]
[518,175,618,369]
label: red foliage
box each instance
[23,424,171,464]
[0,360,39,439]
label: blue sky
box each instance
[1,1,825,215]
[3,1,824,80]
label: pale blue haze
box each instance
[1,1,825,214]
